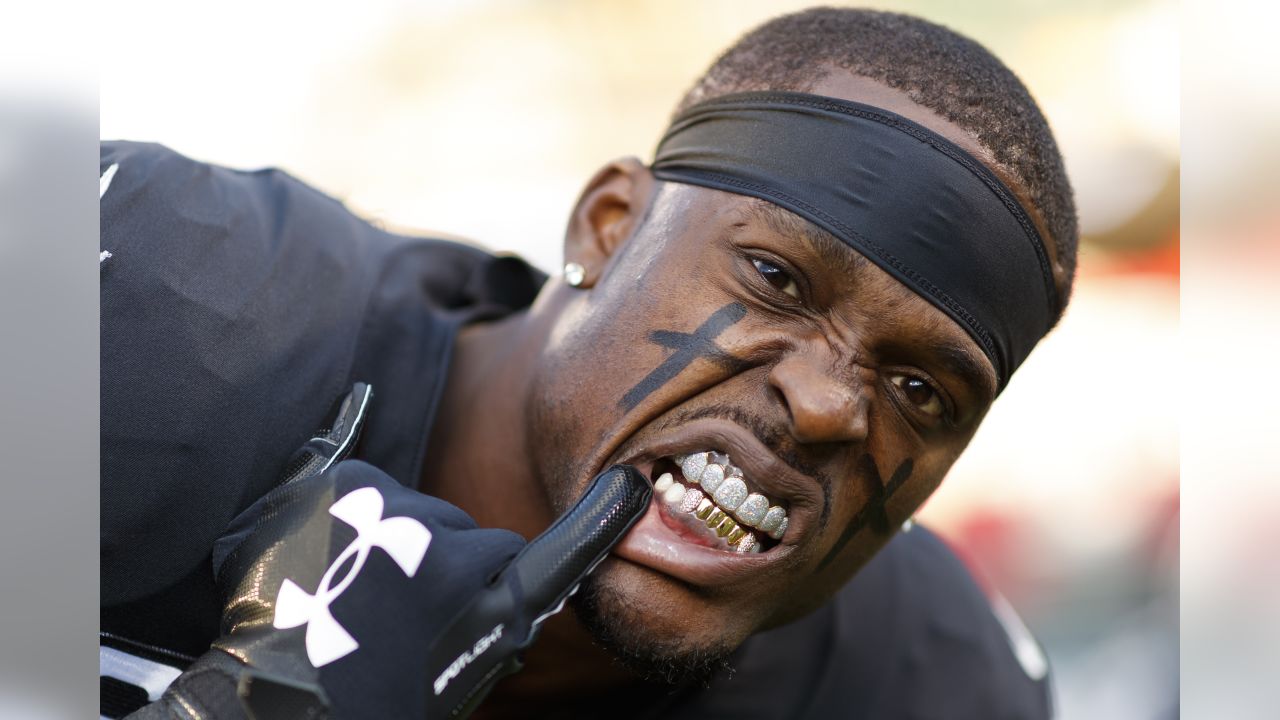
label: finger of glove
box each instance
[502,464,651,636]
[422,465,651,719]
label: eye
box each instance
[751,258,800,299]
[889,374,945,418]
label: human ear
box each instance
[562,157,654,288]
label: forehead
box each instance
[806,71,1056,257]
[668,188,999,401]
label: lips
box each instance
[605,418,820,587]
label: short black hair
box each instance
[675,7,1078,321]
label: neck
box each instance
[420,304,645,708]
[421,311,551,538]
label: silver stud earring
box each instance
[901,516,916,533]
[564,262,586,287]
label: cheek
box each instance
[529,271,723,506]
[801,447,932,579]
[539,274,669,412]
[765,450,959,627]
[561,266,743,415]
[887,454,952,520]
[544,293,647,366]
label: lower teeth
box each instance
[714,517,737,538]
[692,494,761,552]
[680,488,705,514]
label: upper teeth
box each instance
[735,493,769,525]
[652,451,789,547]
[713,477,748,511]
[699,463,725,493]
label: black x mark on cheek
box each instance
[619,302,749,411]
[816,454,914,573]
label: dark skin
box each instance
[421,71,1061,715]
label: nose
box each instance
[767,353,869,445]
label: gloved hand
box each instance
[134,442,650,718]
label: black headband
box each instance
[651,91,1058,390]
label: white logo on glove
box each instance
[272,486,432,667]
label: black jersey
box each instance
[669,524,1053,719]
[100,142,1051,718]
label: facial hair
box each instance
[569,570,735,688]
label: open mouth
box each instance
[651,451,788,554]
[607,416,815,587]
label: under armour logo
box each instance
[272,487,432,667]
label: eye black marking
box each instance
[815,454,914,573]
[619,302,749,411]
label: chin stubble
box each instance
[570,572,735,688]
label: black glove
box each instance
[134,423,650,718]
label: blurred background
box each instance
[97,1,1185,717]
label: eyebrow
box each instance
[742,200,867,277]
[927,340,996,401]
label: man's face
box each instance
[525,180,1000,673]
